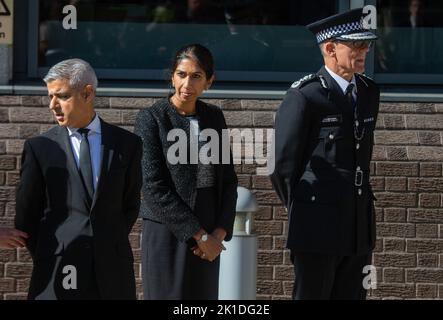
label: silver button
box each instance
[355,120,359,127]
[358,189,362,195]
[329,134,334,140]
[357,166,361,170]
[311,196,316,202]
[356,143,360,150]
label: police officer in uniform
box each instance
[270,8,380,300]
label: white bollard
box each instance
[219,187,258,300]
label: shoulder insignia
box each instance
[318,75,329,90]
[356,73,373,87]
[290,74,316,89]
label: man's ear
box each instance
[84,85,95,102]
[324,42,336,57]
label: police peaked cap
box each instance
[307,8,378,44]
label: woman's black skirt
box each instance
[141,187,220,300]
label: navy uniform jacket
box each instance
[270,66,380,256]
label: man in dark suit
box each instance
[15,59,142,300]
[270,8,380,300]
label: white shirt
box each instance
[410,15,417,28]
[188,116,200,137]
[325,65,357,102]
[67,114,102,191]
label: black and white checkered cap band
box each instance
[316,19,364,43]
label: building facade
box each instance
[0,0,442,299]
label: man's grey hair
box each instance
[43,58,98,91]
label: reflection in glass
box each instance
[38,0,339,76]
[375,0,443,74]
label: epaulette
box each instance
[356,73,373,87]
[290,74,329,90]
[318,75,328,90]
[290,74,317,89]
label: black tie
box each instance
[78,128,94,202]
[345,83,356,108]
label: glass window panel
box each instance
[375,0,443,74]
[38,0,339,79]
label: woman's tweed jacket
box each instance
[134,98,238,242]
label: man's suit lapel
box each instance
[91,118,112,210]
[56,119,113,212]
[57,126,91,210]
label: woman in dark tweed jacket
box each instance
[134,44,238,300]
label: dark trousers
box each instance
[291,251,372,300]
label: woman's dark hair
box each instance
[171,44,215,79]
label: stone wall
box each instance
[0,95,442,299]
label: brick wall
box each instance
[0,95,442,300]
